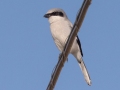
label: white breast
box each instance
[50,19,71,52]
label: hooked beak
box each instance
[44,14,50,18]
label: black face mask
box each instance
[44,11,64,18]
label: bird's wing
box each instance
[76,36,83,57]
[68,21,83,57]
[68,20,91,85]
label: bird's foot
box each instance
[58,53,68,62]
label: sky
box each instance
[0,0,120,90]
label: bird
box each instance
[44,8,91,85]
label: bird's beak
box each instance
[44,14,50,18]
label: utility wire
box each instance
[46,0,92,90]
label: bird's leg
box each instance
[58,53,68,62]
[58,53,62,60]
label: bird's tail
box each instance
[78,57,91,85]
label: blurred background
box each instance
[0,0,120,90]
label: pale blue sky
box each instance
[0,0,120,90]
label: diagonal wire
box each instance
[46,0,92,90]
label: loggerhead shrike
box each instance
[44,8,91,85]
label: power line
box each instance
[46,0,92,90]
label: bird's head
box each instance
[44,8,68,24]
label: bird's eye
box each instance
[53,12,57,15]
[51,11,64,17]
[59,12,64,17]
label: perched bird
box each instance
[44,8,91,85]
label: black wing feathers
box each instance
[76,36,83,57]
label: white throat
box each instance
[48,16,65,24]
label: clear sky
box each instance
[0,0,120,90]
